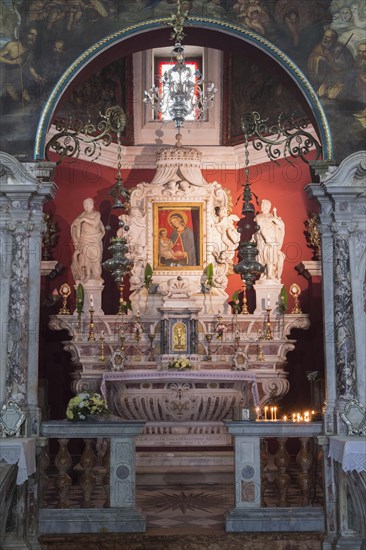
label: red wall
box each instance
[41,151,323,417]
[46,152,317,314]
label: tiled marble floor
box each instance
[137,483,233,531]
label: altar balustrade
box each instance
[225,421,325,532]
[38,420,145,534]
[38,421,325,534]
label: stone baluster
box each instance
[274,437,290,507]
[76,438,97,508]
[54,438,72,508]
[332,223,357,400]
[39,445,50,507]
[296,437,313,506]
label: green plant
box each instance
[75,283,84,314]
[230,290,241,314]
[144,263,153,289]
[205,262,214,287]
[278,285,288,314]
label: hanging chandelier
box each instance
[143,0,217,131]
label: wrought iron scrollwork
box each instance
[45,105,126,163]
[241,111,322,165]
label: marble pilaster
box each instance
[332,223,357,400]
[306,151,366,433]
[0,152,57,432]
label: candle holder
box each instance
[234,332,240,351]
[87,307,96,341]
[99,333,105,362]
[265,307,273,340]
[118,284,125,316]
[148,333,155,361]
[58,283,71,315]
[290,283,302,314]
[205,333,213,361]
[257,329,265,361]
[119,328,125,352]
[241,282,249,315]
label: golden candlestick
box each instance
[58,283,71,315]
[87,307,96,341]
[289,283,302,313]
[99,333,105,362]
[148,333,155,361]
[119,328,125,352]
[265,307,273,340]
[205,333,213,361]
[118,284,125,315]
[241,282,249,314]
[257,329,265,361]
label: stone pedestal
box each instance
[254,279,282,313]
[77,279,104,316]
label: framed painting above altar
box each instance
[153,203,204,270]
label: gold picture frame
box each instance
[153,202,204,271]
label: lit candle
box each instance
[292,413,296,422]
[283,415,287,422]
[255,407,260,421]
[266,294,271,308]
[270,407,274,421]
[150,324,154,335]
[90,295,94,308]
[137,309,140,317]
[101,330,105,338]
[274,406,277,421]
[264,406,268,421]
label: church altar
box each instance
[49,141,310,446]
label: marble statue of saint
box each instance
[71,197,105,281]
[254,199,285,281]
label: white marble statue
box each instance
[254,199,285,281]
[214,206,240,251]
[71,197,105,281]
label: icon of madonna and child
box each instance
[155,205,202,269]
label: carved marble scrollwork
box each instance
[260,377,290,405]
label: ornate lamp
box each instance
[102,107,133,314]
[234,122,264,299]
[143,0,217,132]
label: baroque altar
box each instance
[50,142,310,447]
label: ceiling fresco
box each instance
[0,0,365,160]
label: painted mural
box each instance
[0,0,365,160]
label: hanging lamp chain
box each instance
[167,0,189,43]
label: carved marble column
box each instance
[5,225,31,403]
[332,223,357,399]
[0,152,57,434]
[307,152,366,434]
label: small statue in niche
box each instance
[254,199,285,282]
[172,322,187,352]
[71,197,105,281]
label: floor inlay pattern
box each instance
[136,483,233,530]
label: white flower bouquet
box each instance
[66,392,108,421]
[168,356,192,370]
